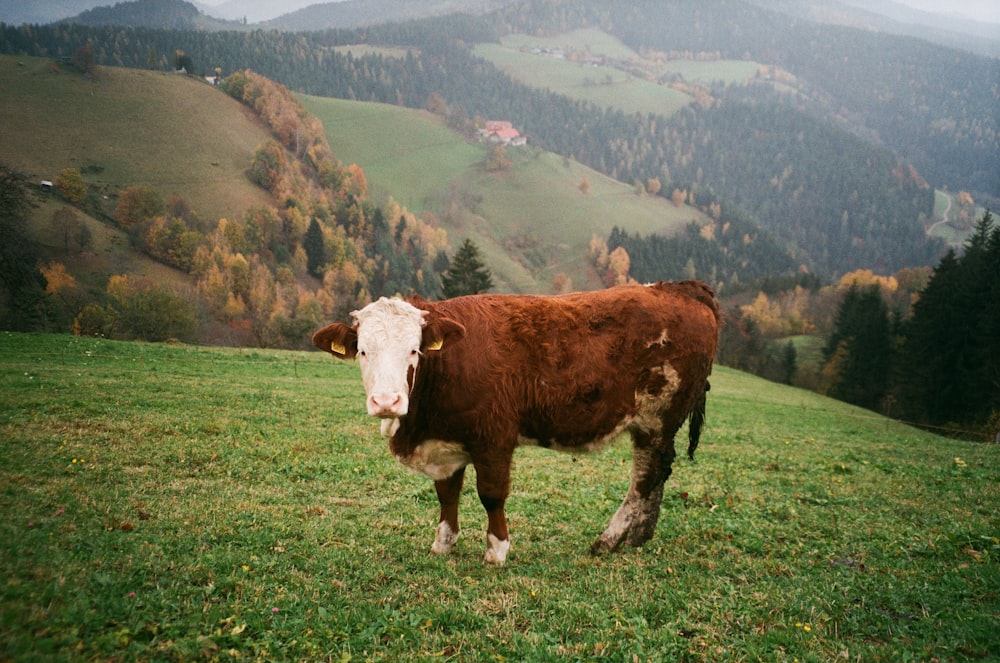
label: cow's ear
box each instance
[422,315,465,352]
[312,323,358,359]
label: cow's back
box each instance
[402,282,719,450]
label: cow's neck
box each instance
[381,417,400,437]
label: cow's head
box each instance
[312,297,465,429]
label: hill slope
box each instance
[299,95,709,292]
[0,55,272,225]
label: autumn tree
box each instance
[49,206,84,254]
[442,239,493,298]
[40,262,87,331]
[105,274,197,342]
[485,144,511,172]
[72,43,96,75]
[114,184,164,227]
[604,246,632,287]
[55,168,87,205]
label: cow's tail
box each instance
[687,381,710,460]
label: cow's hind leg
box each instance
[591,428,676,554]
[431,467,465,555]
[476,461,512,565]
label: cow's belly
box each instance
[518,362,681,451]
[394,439,471,481]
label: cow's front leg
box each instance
[431,467,465,555]
[476,463,511,565]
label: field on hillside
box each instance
[2,332,997,662]
[0,55,271,225]
[473,42,691,118]
[299,95,484,213]
[452,147,703,291]
[499,29,762,86]
[300,95,706,292]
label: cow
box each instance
[312,281,720,564]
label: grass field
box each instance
[497,29,762,87]
[0,55,272,225]
[298,96,484,213]
[1,331,997,661]
[472,43,691,118]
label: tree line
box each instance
[723,212,997,438]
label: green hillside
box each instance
[300,95,707,292]
[1,332,996,661]
[473,42,692,118]
[0,55,272,226]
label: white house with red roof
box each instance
[481,121,527,146]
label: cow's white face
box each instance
[313,297,466,435]
[352,298,427,419]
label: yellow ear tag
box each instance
[329,341,346,355]
[427,338,443,351]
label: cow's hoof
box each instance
[484,533,509,564]
[430,521,458,555]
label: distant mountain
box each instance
[751,0,1000,56]
[265,0,518,31]
[200,0,323,23]
[0,0,101,26]
[57,0,203,29]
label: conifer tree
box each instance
[898,211,1000,428]
[303,218,326,277]
[441,238,493,298]
[823,284,891,410]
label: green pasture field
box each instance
[298,96,485,213]
[453,147,701,291]
[473,43,691,118]
[0,55,272,226]
[499,29,761,86]
[299,96,706,292]
[500,29,642,61]
[1,332,997,661]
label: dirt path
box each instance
[927,193,952,235]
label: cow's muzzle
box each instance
[367,392,408,418]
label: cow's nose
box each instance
[368,392,406,416]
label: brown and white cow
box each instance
[313,281,720,564]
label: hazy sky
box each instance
[894,0,1000,24]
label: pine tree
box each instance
[441,238,493,298]
[303,218,327,277]
[824,285,891,410]
[899,211,1000,428]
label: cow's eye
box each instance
[410,349,419,356]
[358,350,367,358]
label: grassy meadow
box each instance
[0,56,272,225]
[472,43,691,119]
[1,331,997,661]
